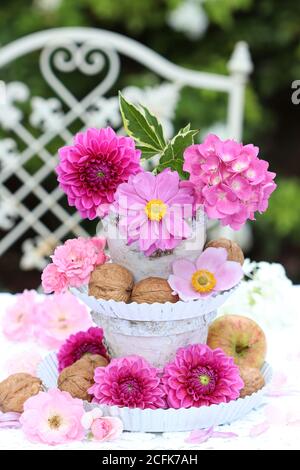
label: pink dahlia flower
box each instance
[41,237,107,293]
[57,326,108,372]
[162,344,244,408]
[183,134,276,230]
[168,247,243,301]
[34,293,93,349]
[114,169,195,256]
[89,355,165,409]
[2,290,37,341]
[56,127,142,219]
[20,389,85,445]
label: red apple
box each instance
[207,315,267,369]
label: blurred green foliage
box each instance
[1,0,300,280]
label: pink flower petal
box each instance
[168,274,201,301]
[196,247,228,273]
[214,261,243,291]
[172,259,196,280]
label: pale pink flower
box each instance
[5,349,42,376]
[250,404,300,437]
[20,389,85,445]
[183,134,276,230]
[42,237,107,293]
[81,409,123,442]
[162,344,244,409]
[41,263,68,294]
[2,290,37,341]
[114,169,195,256]
[56,127,141,220]
[34,293,93,349]
[51,238,98,287]
[168,247,243,301]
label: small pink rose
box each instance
[81,409,123,442]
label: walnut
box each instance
[205,238,244,265]
[88,263,134,302]
[58,354,108,401]
[0,373,43,413]
[239,366,265,398]
[131,277,179,304]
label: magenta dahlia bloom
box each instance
[89,355,165,409]
[56,127,142,219]
[114,169,195,256]
[162,344,244,409]
[183,134,276,230]
[57,327,108,372]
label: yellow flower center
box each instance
[199,374,210,386]
[48,415,62,429]
[191,269,216,293]
[144,199,167,221]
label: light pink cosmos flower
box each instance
[41,237,107,294]
[20,389,85,445]
[183,134,276,230]
[81,409,123,442]
[114,169,195,256]
[2,290,37,341]
[56,127,142,219]
[34,293,93,349]
[89,355,166,409]
[162,344,244,409]
[168,247,243,301]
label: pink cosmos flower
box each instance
[89,355,166,409]
[114,169,195,256]
[20,389,85,445]
[81,409,123,442]
[56,127,142,219]
[34,293,93,349]
[5,349,42,376]
[168,247,243,301]
[162,344,244,409]
[57,327,108,372]
[41,237,107,294]
[2,290,37,341]
[183,134,276,230]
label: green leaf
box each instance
[140,105,166,148]
[157,126,199,178]
[136,145,160,159]
[119,92,166,157]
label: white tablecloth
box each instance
[1,290,300,450]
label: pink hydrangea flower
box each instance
[168,247,243,301]
[81,409,123,442]
[56,127,142,219]
[41,237,107,294]
[57,327,108,372]
[34,293,93,349]
[162,344,244,409]
[183,134,276,230]
[89,355,166,409]
[114,169,195,256]
[20,389,85,445]
[2,290,37,341]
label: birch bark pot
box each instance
[100,207,207,282]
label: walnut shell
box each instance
[58,354,108,401]
[205,238,244,265]
[131,277,179,304]
[0,373,43,413]
[239,366,265,398]
[88,263,134,302]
